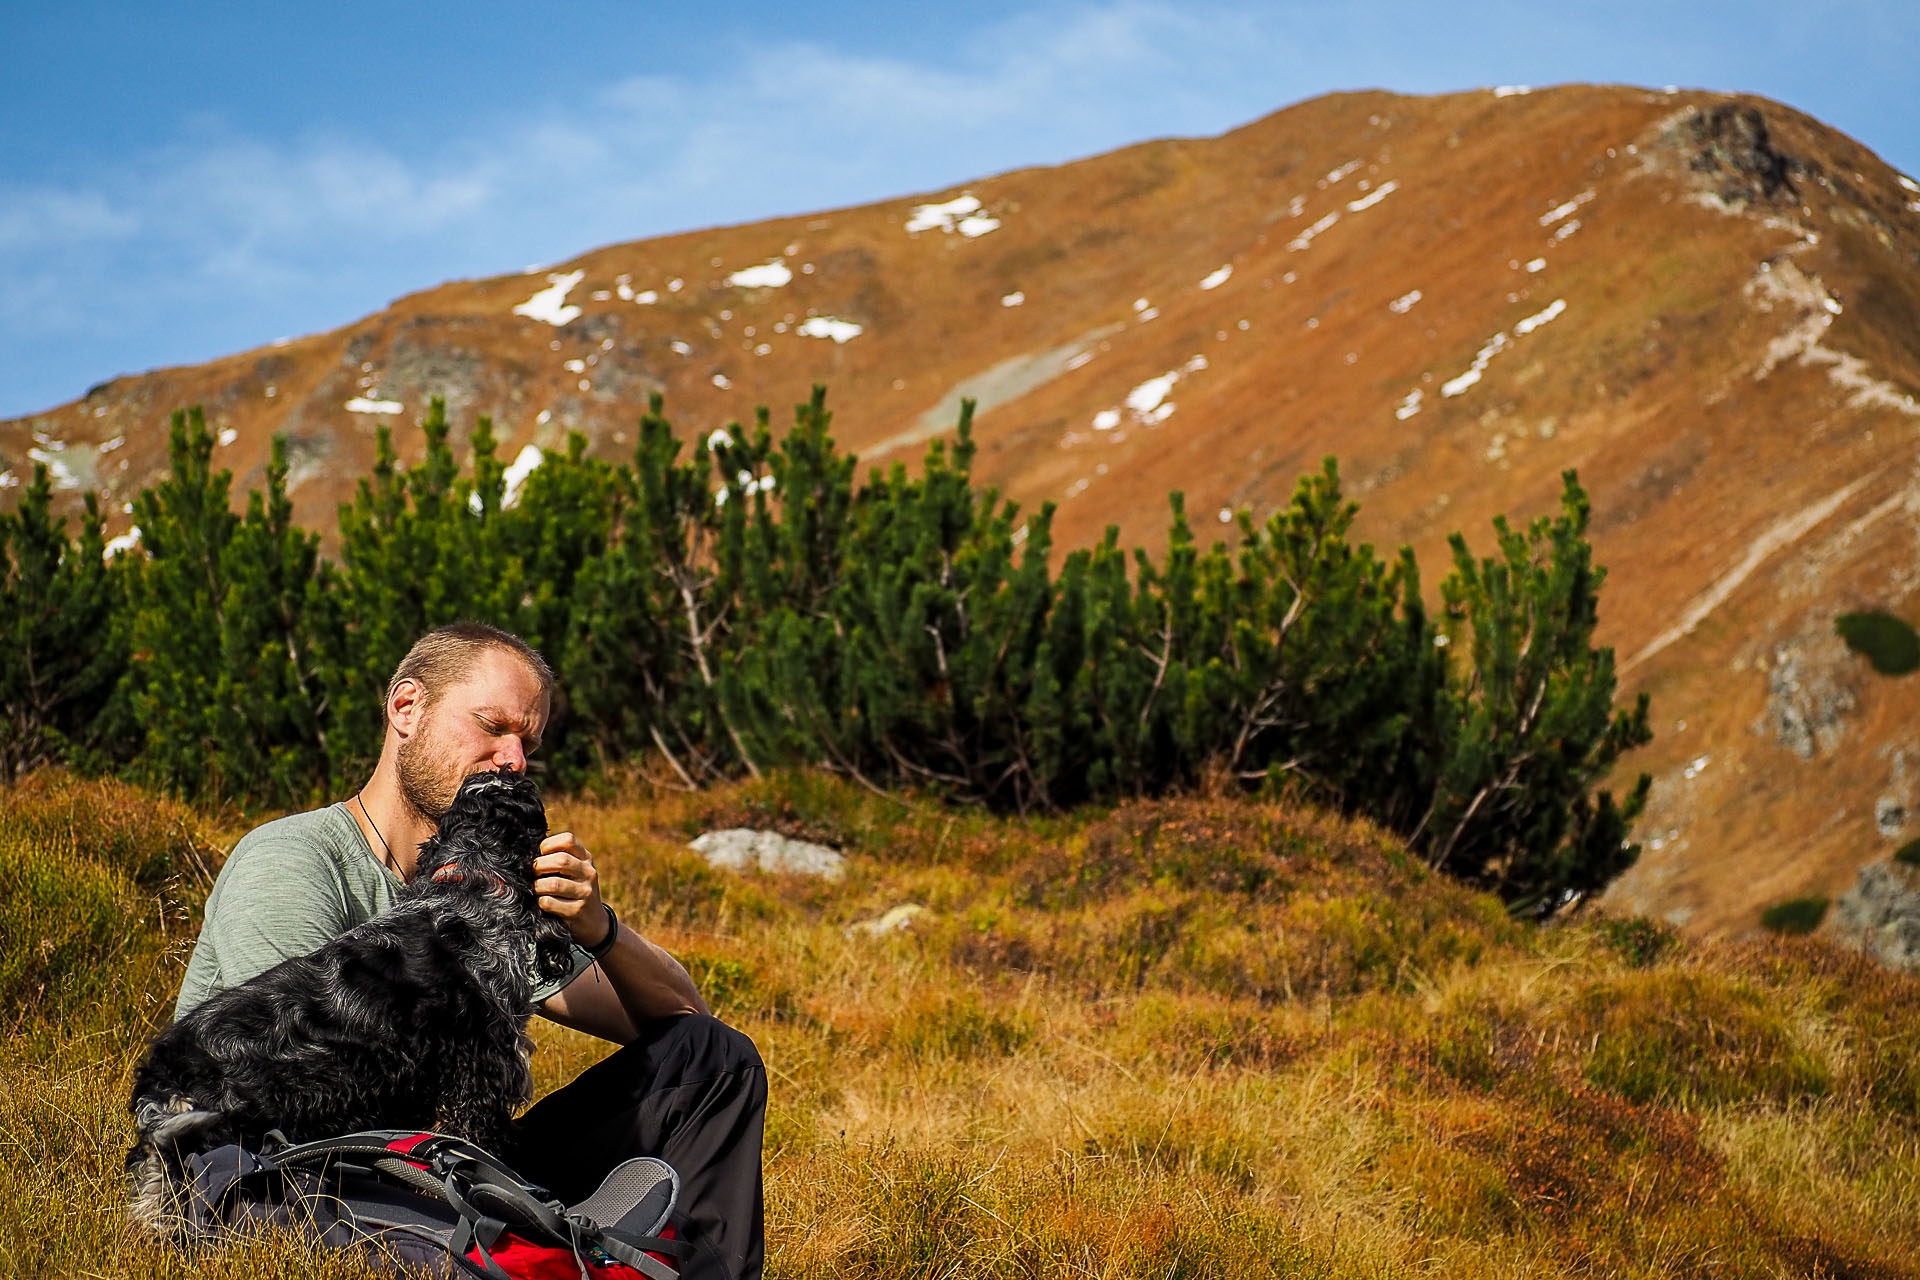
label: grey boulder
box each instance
[689,828,846,880]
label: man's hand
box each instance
[534,831,612,949]
[531,830,711,1042]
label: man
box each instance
[174,621,765,1280]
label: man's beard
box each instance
[396,717,464,823]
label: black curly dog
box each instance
[126,768,575,1232]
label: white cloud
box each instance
[0,188,140,251]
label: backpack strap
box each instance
[590,1230,685,1280]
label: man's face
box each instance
[395,648,550,821]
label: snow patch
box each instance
[513,270,586,326]
[708,428,734,451]
[1322,159,1362,186]
[501,445,543,509]
[1513,298,1567,336]
[0,471,16,490]
[906,193,1000,236]
[98,435,125,454]
[1438,299,1567,399]
[345,397,405,415]
[634,290,659,305]
[1539,191,1594,226]
[1127,373,1178,415]
[1551,219,1582,243]
[104,526,141,558]
[797,316,863,343]
[1395,388,1424,420]
[670,340,692,355]
[217,428,238,446]
[1288,212,1339,252]
[1388,289,1422,314]
[564,359,586,373]
[711,373,732,389]
[1899,174,1919,193]
[1001,290,1025,307]
[1090,356,1209,431]
[1199,264,1233,290]
[1442,333,1511,397]
[1525,258,1547,273]
[728,259,792,289]
[1346,180,1398,212]
[1492,85,1533,97]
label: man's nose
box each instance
[494,738,527,772]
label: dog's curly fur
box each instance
[125,768,576,1232]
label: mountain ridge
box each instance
[7,82,1920,939]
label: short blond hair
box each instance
[385,622,554,710]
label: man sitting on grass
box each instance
[174,621,764,1280]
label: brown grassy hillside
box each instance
[5,771,1920,1277]
[6,84,1920,939]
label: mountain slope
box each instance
[7,83,1920,936]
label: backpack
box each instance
[176,1129,689,1279]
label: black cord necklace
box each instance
[355,792,399,877]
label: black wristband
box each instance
[584,902,619,960]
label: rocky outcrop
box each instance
[1832,859,1920,973]
[1761,637,1856,760]
[1686,103,1802,203]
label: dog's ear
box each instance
[533,913,577,982]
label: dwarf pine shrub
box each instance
[1835,610,1920,675]
[1760,896,1830,935]
[3,388,1651,911]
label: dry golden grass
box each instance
[5,767,1919,1277]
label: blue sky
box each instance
[4,0,1915,419]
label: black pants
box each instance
[505,1014,766,1280]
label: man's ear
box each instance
[389,678,428,737]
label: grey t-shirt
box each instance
[174,802,593,1019]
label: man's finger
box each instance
[539,831,590,858]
